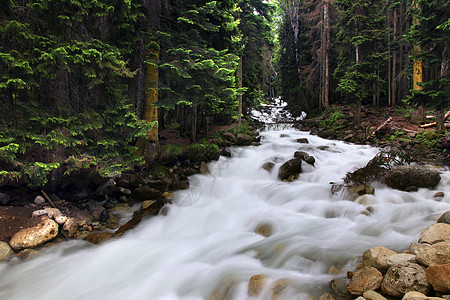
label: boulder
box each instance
[9,217,59,251]
[86,202,109,222]
[419,223,450,244]
[34,195,45,205]
[255,222,274,237]
[271,279,291,300]
[381,263,431,297]
[416,242,450,267]
[132,185,163,201]
[363,290,387,300]
[402,291,427,300]
[349,184,375,201]
[62,217,79,238]
[385,166,441,191]
[319,293,335,300]
[347,266,383,296]
[387,254,417,267]
[426,263,450,293]
[95,178,116,196]
[220,148,232,157]
[248,274,268,297]
[84,232,115,245]
[280,134,290,138]
[329,277,350,298]
[0,192,11,205]
[278,158,302,181]
[437,211,450,224]
[294,151,315,165]
[0,241,14,261]
[296,138,309,144]
[363,246,397,272]
[261,162,275,172]
[236,133,252,146]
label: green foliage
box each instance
[344,148,413,185]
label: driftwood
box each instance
[41,190,56,208]
[370,117,392,136]
[420,111,450,128]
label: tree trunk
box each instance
[412,2,423,91]
[237,56,243,124]
[323,0,330,109]
[387,12,392,106]
[191,105,197,143]
[138,0,161,161]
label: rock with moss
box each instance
[385,166,441,191]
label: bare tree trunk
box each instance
[392,9,397,106]
[387,13,392,106]
[191,105,197,143]
[323,0,330,109]
[237,56,243,124]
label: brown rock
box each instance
[319,293,335,300]
[271,279,291,300]
[363,290,387,300]
[347,266,383,296]
[84,232,115,245]
[419,223,450,244]
[385,166,441,191]
[9,217,59,251]
[278,158,302,181]
[426,263,450,293]
[416,242,450,267]
[381,263,431,297]
[437,211,450,224]
[363,246,397,272]
[0,241,14,261]
[248,274,268,297]
[387,254,417,267]
[255,222,274,237]
[261,162,275,172]
[62,217,79,238]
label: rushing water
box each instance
[1,127,450,300]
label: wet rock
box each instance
[363,246,397,272]
[62,217,79,238]
[363,290,387,300]
[255,222,274,237]
[381,263,431,297]
[117,187,131,196]
[278,158,302,181]
[319,292,335,300]
[72,188,89,202]
[426,263,450,293]
[209,278,237,300]
[220,148,232,157]
[330,277,350,298]
[9,217,59,251]
[271,279,291,300]
[106,213,120,229]
[84,232,115,245]
[0,192,11,205]
[434,192,445,200]
[248,274,268,297]
[86,202,108,222]
[437,211,450,224]
[296,138,309,144]
[132,185,163,201]
[0,241,14,261]
[141,200,156,211]
[349,184,375,201]
[95,179,116,196]
[236,133,252,146]
[347,266,383,296]
[402,291,427,300]
[385,166,441,191]
[416,242,450,267]
[261,162,275,172]
[387,254,417,267]
[200,161,209,174]
[294,151,315,165]
[34,195,45,205]
[280,134,290,138]
[419,223,450,244]
[18,248,39,260]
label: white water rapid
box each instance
[1,127,450,300]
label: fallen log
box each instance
[370,117,392,136]
[420,111,450,128]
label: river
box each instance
[0,118,449,299]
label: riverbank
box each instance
[294,105,450,166]
[0,122,261,259]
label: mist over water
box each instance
[1,107,449,299]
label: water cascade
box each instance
[1,108,449,299]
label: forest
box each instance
[0,0,449,188]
